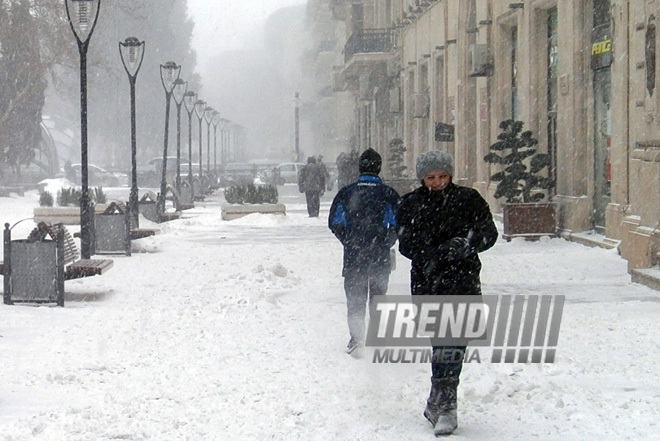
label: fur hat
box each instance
[416,150,454,179]
[359,148,382,174]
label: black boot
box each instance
[424,378,443,426]
[433,377,458,437]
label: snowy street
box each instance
[1,185,659,440]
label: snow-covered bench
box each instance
[2,222,113,306]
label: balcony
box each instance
[344,29,396,62]
[335,29,399,92]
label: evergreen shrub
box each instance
[225,183,278,204]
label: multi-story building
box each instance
[301,0,353,163]
[307,0,660,289]
[302,0,403,169]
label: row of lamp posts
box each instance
[161,67,227,211]
[66,0,235,258]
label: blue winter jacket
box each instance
[328,174,401,276]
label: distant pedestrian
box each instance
[396,150,498,436]
[336,152,349,189]
[317,155,332,191]
[347,149,360,185]
[63,160,76,183]
[298,156,326,217]
[328,148,401,356]
[271,166,281,186]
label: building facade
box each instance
[304,0,660,287]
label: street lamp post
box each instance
[204,106,214,178]
[158,61,181,213]
[221,119,231,165]
[65,0,102,259]
[194,99,206,192]
[294,91,300,163]
[119,36,145,229]
[212,111,220,176]
[229,123,236,162]
[219,119,226,167]
[172,79,187,200]
[183,91,197,197]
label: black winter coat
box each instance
[397,183,498,296]
[298,163,326,193]
[329,175,401,276]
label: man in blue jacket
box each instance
[328,149,401,355]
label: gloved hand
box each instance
[439,237,472,261]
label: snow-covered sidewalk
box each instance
[1,187,659,440]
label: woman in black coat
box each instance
[397,150,498,436]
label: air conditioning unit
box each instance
[468,44,493,77]
[413,92,430,118]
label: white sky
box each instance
[187,0,307,68]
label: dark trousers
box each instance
[344,270,390,343]
[305,191,321,217]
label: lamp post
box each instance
[212,111,220,177]
[183,91,197,197]
[219,119,226,167]
[294,91,300,163]
[119,36,145,229]
[65,0,102,259]
[229,123,236,162]
[221,119,231,165]
[172,79,187,199]
[204,106,214,177]
[194,99,206,190]
[158,61,181,213]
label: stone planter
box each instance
[221,203,286,221]
[34,204,109,225]
[502,202,557,241]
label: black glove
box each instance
[439,237,472,261]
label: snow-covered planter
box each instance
[221,203,286,221]
[33,204,109,225]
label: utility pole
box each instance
[295,92,300,162]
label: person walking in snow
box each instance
[298,156,326,217]
[328,148,401,356]
[396,150,498,436]
[317,155,333,191]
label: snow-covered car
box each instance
[219,163,257,187]
[69,164,128,187]
[137,156,178,187]
[275,162,305,185]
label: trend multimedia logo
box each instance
[366,295,564,363]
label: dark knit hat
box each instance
[359,148,382,174]
[416,150,454,179]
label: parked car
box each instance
[137,156,178,187]
[69,164,128,187]
[179,162,201,177]
[275,162,306,185]
[219,163,257,187]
